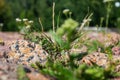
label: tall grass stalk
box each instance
[100,17,104,28]
[106,3,112,29]
[57,12,61,30]
[52,2,55,32]
[78,13,93,32]
[39,17,44,32]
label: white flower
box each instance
[103,0,114,3]
[26,25,31,29]
[115,2,120,7]
[16,18,21,22]
[63,9,70,14]
[23,18,28,22]
[28,20,34,24]
[0,23,3,27]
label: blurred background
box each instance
[0,0,120,31]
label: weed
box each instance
[17,65,29,80]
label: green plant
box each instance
[40,60,78,80]
[16,18,34,40]
[17,65,29,80]
[56,18,79,42]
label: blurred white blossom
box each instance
[63,9,70,14]
[103,0,114,3]
[23,18,28,22]
[16,18,21,22]
[115,2,120,7]
[28,20,34,24]
[0,23,3,27]
[26,25,31,29]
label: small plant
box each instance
[17,65,29,80]
[16,18,34,39]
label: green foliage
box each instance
[33,58,120,80]
[0,0,119,31]
[50,31,70,50]
[56,18,79,42]
[75,65,104,80]
[41,61,78,80]
[17,65,29,80]
[86,40,104,53]
[0,0,14,31]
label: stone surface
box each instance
[80,52,120,72]
[112,46,120,55]
[0,61,17,80]
[87,32,120,47]
[79,52,109,68]
[7,40,48,65]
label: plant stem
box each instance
[52,2,55,32]
[105,2,112,31]
[100,17,104,28]
[78,13,93,32]
[57,11,61,30]
[39,17,44,32]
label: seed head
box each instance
[63,9,70,15]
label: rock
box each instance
[87,32,120,48]
[0,61,17,80]
[79,52,120,72]
[27,73,51,80]
[7,40,48,65]
[112,46,120,55]
[79,52,109,68]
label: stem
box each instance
[106,12,109,29]
[39,17,44,32]
[52,2,55,32]
[105,3,112,31]
[57,12,61,30]
[78,13,93,32]
[100,17,104,28]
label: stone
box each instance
[7,40,48,65]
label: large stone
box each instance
[7,40,48,65]
[79,52,109,68]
